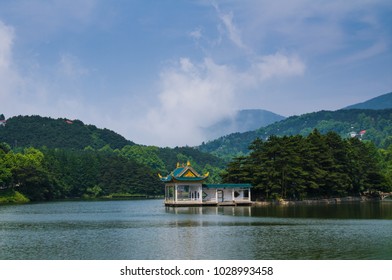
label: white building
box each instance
[159,161,252,207]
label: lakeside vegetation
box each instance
[0,143,224,202]
[221,130,392,200]
[1,110,391,204]
[0,189,29,204]
[1,130,391,204]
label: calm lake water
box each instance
[0,199,391,260]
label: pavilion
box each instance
[159,161,252,207]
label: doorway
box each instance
[217,190,224,202]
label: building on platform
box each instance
[159,161,252,207]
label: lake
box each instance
[0,199,391,260]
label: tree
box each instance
[221,156,250,184]
[324,132,351,196]
[222,130,390,201]
[5,148,60,200]
[0,143,12,187]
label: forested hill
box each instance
[0,115,225,170]
[344,92,392,110]
[198,109,392,160]
[0,115,134,149]
[0,115,227,202]
[202,109,285,140]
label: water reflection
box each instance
[0,200,391,260]
[165,201,392,219]
[250,201,392,219]
[165,206,253,217]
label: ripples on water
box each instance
[0,200,391,260]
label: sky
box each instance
[0,0,391,147]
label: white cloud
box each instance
[189,27,202,40]
[125,3,310,147]
[0,20,91,121]
[214,4,251,53]
[58,53,89,79]
[131,51,305,146]
[337,41,388,65]
[0,21,13,71]
[223,0,391,58]
[136,57,237,146]
[217,10,248,51]
[0,20,22,106]
[3,0,387,148]
[252,52,306,81]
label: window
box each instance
[243,190,249,198]
[177,185,190,200]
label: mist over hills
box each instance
[1,92,391,201]
[1,92,391,162]
[201,92,392,147]
[198,92,392,159]
[202,109,285,141]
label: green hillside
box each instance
[198,109,392,160]
[0,115,226,202]
[344,92,392,110]
[202,109,285,140]
[221,131,392,200]
[0,114,225,170]
[0,115,134,149]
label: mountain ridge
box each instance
[202,109,285,140]
[198,108,392,159]
[344,92,392,110]
[0,114,226,178]
[0,115,134,150]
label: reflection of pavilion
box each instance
[159,161,252,207]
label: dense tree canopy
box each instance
[221,130,392,200]
[0,115,134,150]
[0,115,227,202]
[1,113,391,203]
[0,144,226,202]
[200,109,392,160]
[0,146,164,201]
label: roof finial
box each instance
[176,162,180,168]
[186,160,191,166]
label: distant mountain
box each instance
[344,92,392,110]
[203,109,285,140]
[198,109,392,160]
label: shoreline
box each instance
[1,194,389,206]
[253,196,385,206]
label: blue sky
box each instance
[0,0,391,147]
